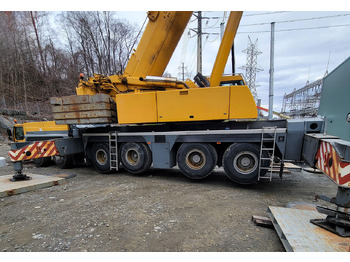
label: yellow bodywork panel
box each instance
[13,121,68,142]
[114,85,257,124]
[115,92,158,124]
[76,85,97,96]
[26,121,68,132]
[229,85,258,119]
[157,87,230,122]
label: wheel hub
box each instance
[126,149,139,166]
[192,154,201,163]
[233,151,258,174]
[186,149,206,170]
[240,156,251,167]
[96,149,107,165]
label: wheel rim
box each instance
[185,149,206,170]
[96,149,108,166]
[126,149,139,166]
[233,151,258,174]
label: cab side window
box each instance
[14,127,24,141]
[220,80,244,86]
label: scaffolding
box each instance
[281,78,324,118]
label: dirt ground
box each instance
[0,143,338,252]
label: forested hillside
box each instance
[0,11,139,118]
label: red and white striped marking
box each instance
[9,141,59,162]
[316,140,350,187]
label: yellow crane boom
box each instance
[124,11,193,78]
[210,11,242,86]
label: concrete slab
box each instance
[268,206,350,252]
[0,174,66,198]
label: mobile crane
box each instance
[8,11,321,183]
[7,11,350,236]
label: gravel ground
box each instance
[0,143,338,252]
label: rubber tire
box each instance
[176,143,217,180]
[53,155,73,169]
[223,143,265,185]
[91,143,110,174]
[120,143,152,175]
[33,157,52,167]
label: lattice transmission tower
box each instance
[239,36,263,101]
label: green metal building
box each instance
[318,56,350,141]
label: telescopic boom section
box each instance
[210,11,243,87]
[124,11,193,78]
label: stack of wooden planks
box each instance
[50,94,117,125]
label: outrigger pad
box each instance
[10,172,32,182]
[311,205,350,237]
[311,218,350,237]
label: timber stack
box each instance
[50,94,117,125]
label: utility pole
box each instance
[178,62,188,81]
[231,44,235,74]
[181,63,185,81]
[197,11,202,74]
[268,22,275,120]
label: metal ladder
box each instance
[258,127,277,181]
[109,131,118,171]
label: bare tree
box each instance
[0,11,140,117]
[58,11,138,77]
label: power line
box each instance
[237,23,350,34]
[243,11,290,17]
[127,16,147,59]
[203,15,220,28]
[199,13,350,30]
[240,13,350,27]
[198,11,290,20]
